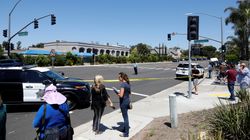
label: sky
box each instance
[0,0,238,50]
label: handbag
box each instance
[128,102,133,110]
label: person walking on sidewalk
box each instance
[237,63,250,91]
[225,64,237,101]
[0,93,7,140]
[115,72,131,137]
[192,66,201,95]
[91,75,114,135]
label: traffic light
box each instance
[187,16,199,41]
[167,34,171,41]
[51,14,56,25]
[3,29,7,37]
[221,45,226,53]
[34,19,39,29]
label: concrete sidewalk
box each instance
[73,77,232,140]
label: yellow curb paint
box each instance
[209,93,230,97]
[78,76,183,83]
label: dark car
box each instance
[0,59,24,67]
[0,65,90,110]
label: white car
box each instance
[176,63,204,79]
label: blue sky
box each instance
[0,0,237,50]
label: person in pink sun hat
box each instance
[33,84,73,140]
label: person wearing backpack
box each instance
[33,84,73,140]
[91,75,114,135]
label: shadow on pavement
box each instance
[6,104,41,113]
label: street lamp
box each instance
[8,0,23,58]
[186,12,224,58]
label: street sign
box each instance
[194,39,209,43]
[18,31,28,36]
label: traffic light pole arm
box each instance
[9,14,52,42]
[172,32,221,44]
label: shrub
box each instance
[207,90,250,140]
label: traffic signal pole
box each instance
[7,14,54,57]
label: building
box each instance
[34,41,130,57]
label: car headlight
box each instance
[75,86,87,90]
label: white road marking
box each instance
[106,87,149,97]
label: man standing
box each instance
[133,62,138,75]
[192,66,200,95]
[225,64,237,101]
[208,62,213,78]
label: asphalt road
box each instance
[5,61,208,140]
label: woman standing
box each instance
[91,75,114,135]
[33,84,72,140]
[115,72,131,137]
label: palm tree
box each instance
[224,0,250,60]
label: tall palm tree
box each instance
[224,0,250,60]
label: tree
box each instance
[202,46,217,58]
[225,1,250,60]
[16,41,22,50]
[131,43,151,56]
[2,41,8,50]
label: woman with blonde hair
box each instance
[91,75,114,135]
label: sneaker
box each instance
[95,131,103,135]
[119,133,129,137]
[228,98,235,101]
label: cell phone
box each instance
[112,87,119,94]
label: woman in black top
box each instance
[91,75,114,135]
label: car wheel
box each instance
[63,92,77,110]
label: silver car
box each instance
[176,63,204,79]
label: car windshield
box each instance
[42,70,65,80]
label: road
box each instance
[6,61,208,140]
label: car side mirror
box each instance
[42,80,52,86]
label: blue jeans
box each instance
[208,70,212,78]
[228,82,235,99]
[120,102,129,136]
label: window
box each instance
[24,70,48,83]
[0,70,24,82]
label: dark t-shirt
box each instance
[192,69,200,79]
[91,84,109,108]
[119,82,131,104]
[226,69,237,83]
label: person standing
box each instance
[225,64,238,101]
[91,75,114,135]
[192,66,200,95]
[237,63,250,91]
[133,62,138,75]
[208,62,213,78]
[33,84,72,140]
[0,93,7,140]
[115,72,131,137]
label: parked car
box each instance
[0,59,24,67]
[0,65,90,110]
[176,62,204,79]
